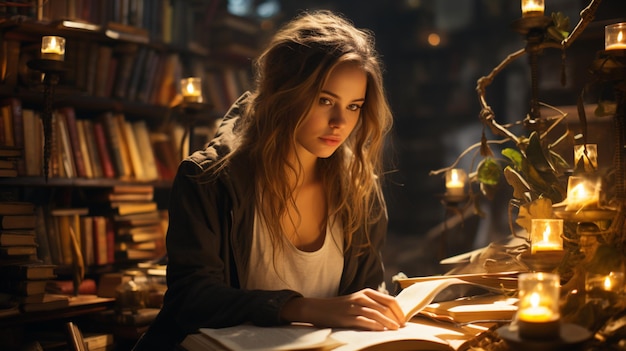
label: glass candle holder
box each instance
[445,168,466,197]
[517,272,561,340]
[574,144,598,172]
[181,77,203,103]
[521,0,544,18]
[605,23,626,50]
[530,219,563,254]
[585,271,625,306]
[41,36,66,61]
[565,176,600,211]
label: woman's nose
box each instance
[329,107,347,129]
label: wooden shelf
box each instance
[0,295,115,327]
[0,176,173,188]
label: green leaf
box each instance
[477,157,500,186]
[502,148,523,170]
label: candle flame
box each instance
[49,36,57,48]
[542,225,551,242]
[569,183,589,201]
[604,276,612,290]
[529,292,541,307]
[185,81,195,95]
[619,31,624,43]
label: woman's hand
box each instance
[280,288,406,331]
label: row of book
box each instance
[0,98,190,180]
[2,0,219,50]
[1,16,257,114]
[34,186,168,268]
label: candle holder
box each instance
[517,272,561,339]
[530,219,563,254]
[27,36,68,181]
[585,271,625,307]
[510,12,552,124]
[521,0,545,18]
[176,77,213,157]
[181,77,203,103]
[497,272,591,350]
[605,23,626,50]
[444,168,467,198]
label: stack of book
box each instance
[0,201,74,313]
[93,186,165,262]
[0,263,71,313]
[0,202,38,261]
[0,97,24,177]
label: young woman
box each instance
[133,10,401,350]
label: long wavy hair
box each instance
[216,10,393,252]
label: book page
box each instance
[330,321,472,351]
[199,324,338,351]
[395,278,473,321]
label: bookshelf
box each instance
[0,0,264,349]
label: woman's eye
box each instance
[348,104,362,111]
[319,97,332,105]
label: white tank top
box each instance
[244,212,344,298]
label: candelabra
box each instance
[27,36,67,181]
[178,77,212,157]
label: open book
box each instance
[180,277,511,351]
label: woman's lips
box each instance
[320,136,341,146]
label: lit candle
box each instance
[565,176,600,211]
[517,272,561,340]
[585,271,625,304]
[606,23,626,50]
[181,77,203,103]
[518,293,555,322]
[574,144,598,172]
[41,36,66,61]
[530,219,563,253]
[521,0,544,18]
[445,168,466,197]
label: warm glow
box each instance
[569,183,588,201]
[518,273,560,322]
[445,169,466,196]
[180,77,202,103]
[518,292,555,322]
[604,276,612,290]
[427,33,441,47]
[606,23,626,50]
[521,0,544,17]
[530,219,563,253]
[185,81,199,96]
[41,36,65,60]
[565,176,600,211]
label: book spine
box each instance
[93,120,117,179]
[82,120,103,179]
[101,113,127,179]
[59,107,87,178]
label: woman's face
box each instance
[295,62,367,161]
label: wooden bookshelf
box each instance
[0,0,264,348]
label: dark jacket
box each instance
[133,93,388,350]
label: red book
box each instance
[93,122,116,178]
[58,107,87,178]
